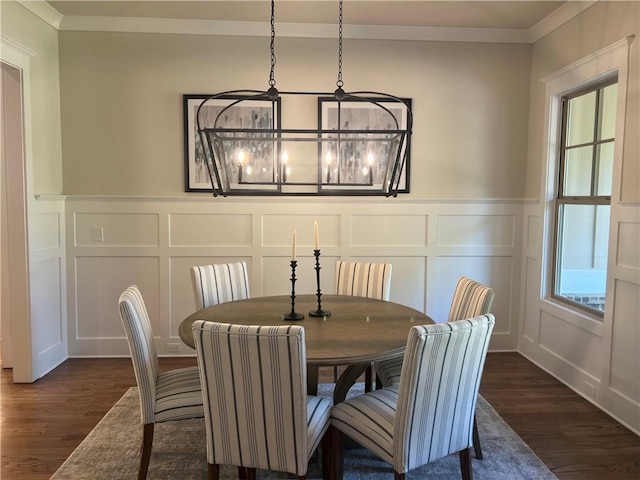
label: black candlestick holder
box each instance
[283,260,304,321]
[309,249,331,318]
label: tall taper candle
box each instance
[292,229,297,261]
[314,221,319,250]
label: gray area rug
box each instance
[51,385,557,479]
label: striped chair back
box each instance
[190,262,250,310]
[447,277,495,323]
[393,314,495,473]
[118,285,159,425]
[334,260,392,301]
[192,321,327,476]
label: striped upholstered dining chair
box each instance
[118,285,204,480]
[192,321,333,480]
[331,314,495,480]
[334,260,393,390]
[374,276,495,459]
[334,260,392,301]
[190,261,250,310]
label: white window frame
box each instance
[539,37,632,328]
[551,77,617,318]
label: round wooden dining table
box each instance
[179,294,432,403]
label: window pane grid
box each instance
[564,137,614,151]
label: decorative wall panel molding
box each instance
[30,198,67,379]
[31,213,61,251]
[616,221,640,270]
[437,214,515,247]
[31,258,63,354]
[350,214,428,247]
[65,197,524,358]
[170,213,252,247]
[74,212,159,247]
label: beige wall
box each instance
[0,0,63,194]
[58,32,531,198]
[525,1,639,201]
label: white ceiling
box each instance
[45,1,567,30]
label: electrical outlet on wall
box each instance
[92,227,104,242]
[584,381,596,398]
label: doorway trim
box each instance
[1,36,36,382]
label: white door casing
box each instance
[0,37,34,381]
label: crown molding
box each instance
[529,1,597,43]
[58,15,532,44]
[337,24,530,44]
[1,34,38,59]
[27,0,597,45]
[16,0,62,30]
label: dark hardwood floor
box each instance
[1,352,638,479]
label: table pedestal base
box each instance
[333,364,369,404]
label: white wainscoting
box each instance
[65,196,523,358]
[519,201,640,434]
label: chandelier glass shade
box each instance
[196,2,412,197]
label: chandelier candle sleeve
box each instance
[282,151,288,183]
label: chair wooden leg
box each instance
[364,365,373,392]
[139,423,154,480]
[330,426,344,480]
[237,466,247,479]
[246,468,257,480]
[208,464,219,480]
[321,428,332,480]
[394,473,405,480]
[459,447,473,480]
[364,365,373,393]
[472,415,483,459]
[307,365,319,396]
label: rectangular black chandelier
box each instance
[195,0,413,197]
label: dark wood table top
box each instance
[179,294,432,367]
